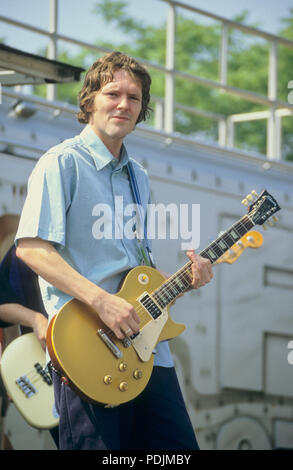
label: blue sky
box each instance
[1,0,293,58]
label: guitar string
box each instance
[98,261,192,339]
[101,215,255,339]
[134,214,254,315]
[19,368,41,382]
[97,214,255,340]
[98,260,193,339]
[100,263,229,341]
[19,366,49,384]
[101,266,193,340]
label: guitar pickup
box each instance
[34,362,53,385]
[138,293,162,320]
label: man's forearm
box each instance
[0,303,49,350]
[0,303,39,327]
[15,237,140,339]
[16,237,106,309]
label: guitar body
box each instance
[47,266,185,406]
[0,333,59,429]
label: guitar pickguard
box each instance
[131,308,168,361]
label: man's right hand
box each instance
[92,291,140,340]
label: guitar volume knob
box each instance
[133,369,143,380]
[119,381,128,392]
[103,375,113,385]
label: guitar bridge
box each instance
[97,329,123,359]
[15,376,37,398]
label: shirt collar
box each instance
[80,125,129,171]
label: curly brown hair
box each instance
[77,51,152,124]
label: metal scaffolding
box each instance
[0,0,293,159]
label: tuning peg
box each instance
[242,198,249,206]
[263,216,279,230]
[246,190,258,201]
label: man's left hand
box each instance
[186,249,213,289]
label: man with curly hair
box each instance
[15,52,212,450]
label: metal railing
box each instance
[1,0,293,160]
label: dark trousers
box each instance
[52,366,199,450]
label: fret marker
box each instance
[208,249,217,259]
[219,240,227,250]
[230,230,238,240]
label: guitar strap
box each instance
[127,161,156,268]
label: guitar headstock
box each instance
[242,189,281,228]
[215,230,264,265]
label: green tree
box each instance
[277,8,293,161]
[90,1,273,154]
[34,0,293,160]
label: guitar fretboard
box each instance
[152,214,254,309]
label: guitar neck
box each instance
[152,214,255,309]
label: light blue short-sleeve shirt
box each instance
[15,125,173,367]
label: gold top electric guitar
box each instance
[47,189,280,406]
